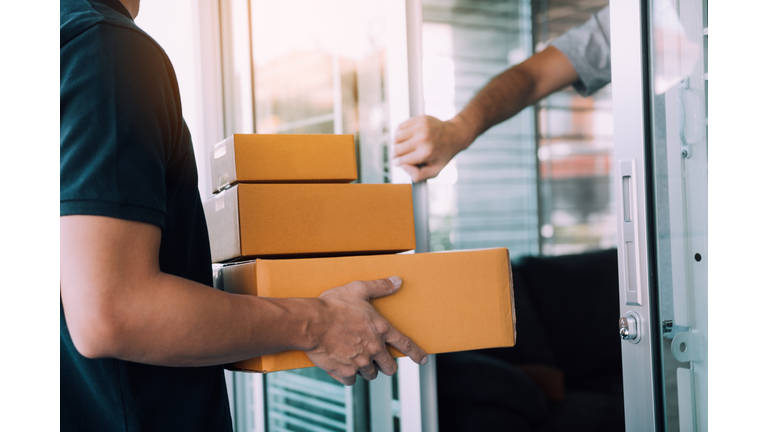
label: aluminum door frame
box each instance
[398,1,439,431]
[609,0,663,430]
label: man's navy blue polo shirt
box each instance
[60,0,231,430]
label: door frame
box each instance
[610,0,664,432]
[609,0,664,430]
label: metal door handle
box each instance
[620,160,641,306]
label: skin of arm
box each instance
[60,215,427,386]
[393,46,579,182]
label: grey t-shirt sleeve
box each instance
[550,5,611,96]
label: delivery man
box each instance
[394,6,611,181]
[60,0,427,430]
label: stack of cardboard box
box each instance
[203,134,516,373]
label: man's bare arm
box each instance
[394,46,579,182]
[60,215,427,385]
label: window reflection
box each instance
[533,0,617,256]
[423,0,539,258]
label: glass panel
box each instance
[251,0,394,185]
[265,368,355,432]
[647,0,708,430]
[532,0,616,256]
[422,0,539,259]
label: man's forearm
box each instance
[449,46,579,146]
[120,273,320,366]
[68,270,320,367]
[450,66,537,145]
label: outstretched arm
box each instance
[60,215,427,385]
[394,46,579,182]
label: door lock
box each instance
[619,312,641,343]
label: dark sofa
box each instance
[436,248,625,432]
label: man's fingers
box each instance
[395,148,430,167]
[400,163,441,183]
[393,139,419,158]
[416,165,442,182]
[399,164,421,182]
[355,277,402,300]
[357,364,379,381]
[328,371,357,386]
[394,127,417,145]
[372,351,399,376]
[386,326,428,366]
[397,116,423,131]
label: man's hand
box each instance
[393,46,579,183]
[394,115,472,183]
[306,276,428,386]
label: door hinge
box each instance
[671,330,705,362]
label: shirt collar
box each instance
[96,0,133,21]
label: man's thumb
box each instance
[360,276,402,300]
[399,164,418,180]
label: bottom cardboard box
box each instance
[213,248,516,373]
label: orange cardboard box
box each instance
[203,184,416,262]
[210,134,357,192]
[213,248,516,373]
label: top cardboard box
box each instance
[210,134,358,192]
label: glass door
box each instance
[647,0,707,430]
[611,0,707,430]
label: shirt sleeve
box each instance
[60,23,178,230]
[550,5,611,97]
